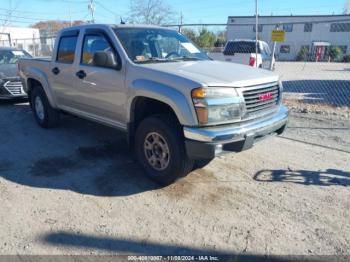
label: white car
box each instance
[215,39,275,70]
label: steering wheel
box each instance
[165,51,181,59]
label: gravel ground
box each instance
[0,100,349,257]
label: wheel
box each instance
[135,114,194,185]
[31,86,60,128]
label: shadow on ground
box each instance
[254,168,350,186]
[0,101,162,197]
[282,80,350,107]
[41,231,305,261]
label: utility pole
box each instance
[270,24,280,71]
[88,0,95,23]
[255,0,258,68]
[68,2,72,26]
[179,12,183,33]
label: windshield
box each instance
[0,49,32,65]
[113,28,210,63]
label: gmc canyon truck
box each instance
[18,24,288,185]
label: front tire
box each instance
[135,114,194,185]
[31,86,60,128]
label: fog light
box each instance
[215,144,223,155]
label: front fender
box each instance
[24,68,58,108]
[129,79,198,126]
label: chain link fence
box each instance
[0,22,349,144]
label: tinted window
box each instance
[280,45,291,53]
[224,41,259,55]
[57,36,78,63]
[330,23,350,32]
[283,24,293,32]
[81,35,113,65]
[304,23,313,32]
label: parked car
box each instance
[18,24,288,185]
[218,39,275,70]
[0,47,32,99]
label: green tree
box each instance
[328,46,342,61]
[182,28,197,43]
[296,47,309,61]
[196,28,216,48]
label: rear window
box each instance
[57,36,78,63]
[224,41,260,55]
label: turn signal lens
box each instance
[191,88,206,99]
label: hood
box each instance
[142,60,279,87]
[0,64,18,79]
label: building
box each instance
[0,26,40,55]
[226,15,350,61]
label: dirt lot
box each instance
[0,99,349,257]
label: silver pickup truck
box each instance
[18,24,288,184]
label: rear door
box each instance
[50,30,79,107]
[73,28,126,128]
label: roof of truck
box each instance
[60,23,173,31]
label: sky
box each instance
[0,0,347,27]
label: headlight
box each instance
[191,87,245,125]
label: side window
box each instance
[81,35,112,66]
[57,36,78,63]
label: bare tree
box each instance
[344,0,350,14]
[127,0,176,25]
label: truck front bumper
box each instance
[184,105,289,159]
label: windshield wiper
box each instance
[170,56,206,61]
[134,57,176,64]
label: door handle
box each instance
[76,70,87,79]
[52,67,60,75]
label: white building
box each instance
[226,15,350,61]
[0,26,40,54]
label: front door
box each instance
[74,31,126,129]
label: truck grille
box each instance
[243,83,280,117]
[4,80,24,95]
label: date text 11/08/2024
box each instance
[127,255,220,261]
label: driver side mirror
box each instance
[93,51,120,69]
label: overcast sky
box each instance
[0,0,347,27]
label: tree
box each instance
[182,28,197,43]
[343,0,350,14]
[127,0,175,25]
[196,28,216,48]
[296,47,309,61]
[328,46,342,62]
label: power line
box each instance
[164,17,350,27]
[95,0,120,17]
[0,7,86,15]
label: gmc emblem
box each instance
[259,92,273,101]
